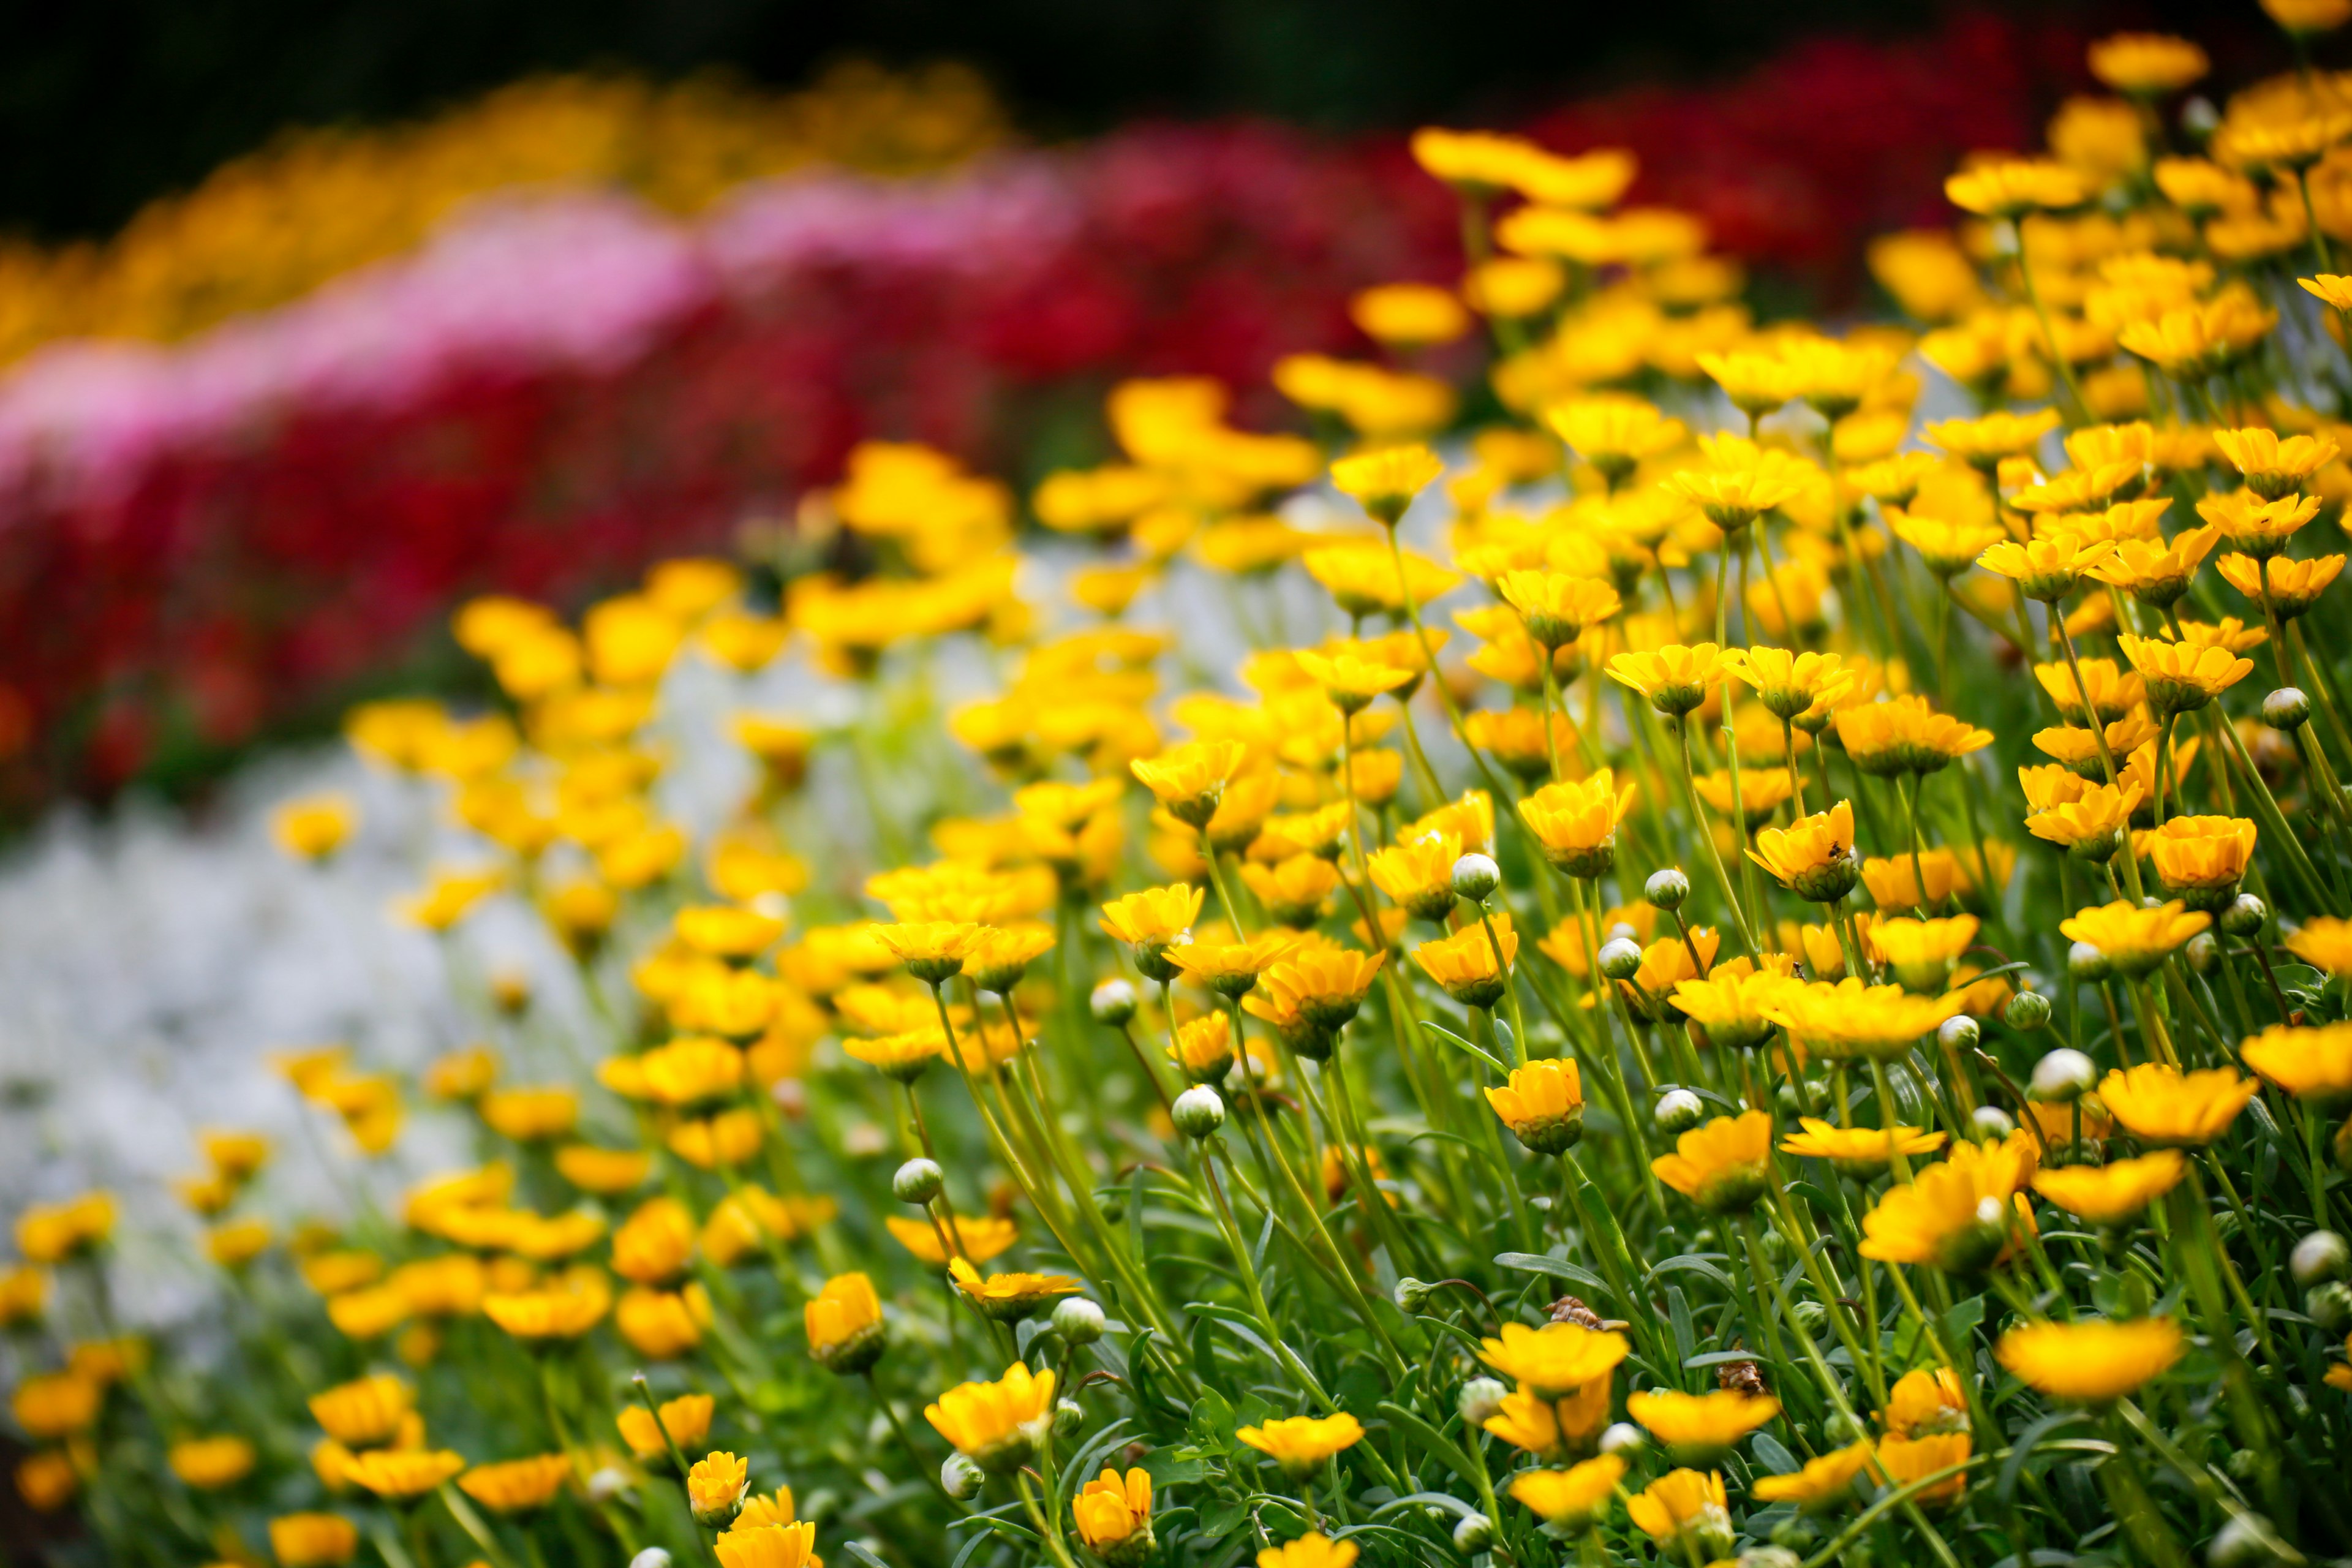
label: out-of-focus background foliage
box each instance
[0,0,2278,819]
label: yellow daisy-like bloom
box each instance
[1752,1441,1877,1513]
[1292,649,1414,714]
[1883,1366,1968,1437]
[458,1454,571,1513]
[1945,159,2089,216]
[617,1393,713,1459]
[1486,1058,1588,1156]
[1131,740,1250,828]
[1256,1532,1359,1568]
[803,1272,886,1374]
[1369,831,1462,921]
[715,1522,820,1568]
[2213,426,2338,499]
[273,794,356,862]
[1072,1466,1155,1565]
[1996,1317,2184,1403]
[2285,916,2352,976]
[1780,1119,1948,1180]
[2059,899,2210,978]
[2193,488,2321,559]
[2090,523,2223,609]
[1483,1382,1608,1458]
[2117,633,2254,717]
[1978,535,2115,601]
[2242,1021,2352,1104]
[1169,1009,1237,1083]
[2145,816,2256,908]
[1330,443,1445,526]
[1608,643,1729,717]
[1887,508,2007,579]
[1626,1468,1733,1548]
[1924,408,2062,469]
[1256,947,1386,1034]
[1167,931,1298,998]
[2030,1148,2187,1222]
[1518,771,1637,877]
[268,1514,360,1567]
[1412,913,1518,1008]
[2218,551,2345,619]
[611,1197,696,1286]
[1351,282,1469,347]
[687,1451,751,1527]
[1835,696,1992,777]
[1749,800,1858,902]
[477,1087,579,1143]
[616,1287,704,1360]
[1652,1110,1773,1213]
[927,1362,1057,1474]
[1508,1454,1626,1531]
[873,921,987,984]
[1477,1321,1630,1401]
[2027,782,2139,859]
[1303,541,1461,618]
[1858,1136,2037,1271]
[343,1449,466,1501]
[1762,978,1964,1064]
[2088,32,2208,93]
[948,1257,1082,1324]
[309,1374,411,1447]
[885,1213,1018,1268]
[1545,394,1686,482]
[843,1026,948,1082]
[1240,856,1342,929]
[1495,570,1623,649]
[1875,1431,1972,1507]
[2103,1063,2262,1147]
[731,1486,802,1534]
[1692,766,1794,826]
[167,1434,256,1490]
[483,1271,612,1340]
[1694,350,1802,418]
[1870,914,1980,994]
[1625,1389,1781,1462]
[1235,1412,1365,1474]
[1725,647,1850,720]
[2032,658,2144,728]
[1099,883,1205,976]
[668,1109,766,1169]
[2119,290,2277,375]
[1664,462,1802,532]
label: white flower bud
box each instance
[941,1453,985,1499]
[1656,1088,1705,1134]
[1599,1422,1646,1455]
[1172,1086,1226,1139]
[1451,853,1501,903]
[1052,1297,1106,1344]
[892,1158,944,1205]
[2291,1230,2348,1287]
[1599,938,1644,981]
[1090,979,1138,1025]
[1458,1376,1507,1427]
[2030,1047,2097,1103]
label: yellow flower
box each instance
[2030,1149,2188,1221]
[2214,426,2340,498]
[925,1362,1057,1472]
[1368,831,1463,921]
[1487,1058,1588,1155]
[616,1287,706,1360]
[1509,1455,1624,1530]
[2118,290,2277,375]
[1883,1366,1969,1436]
[1652,1110,1773,1213]
[482,1272,611,1339]
[1874,1432,1972,1507]
[1256,946,1386,1036]
[1626,1389,1780,1462]
[1725,647,1852,721]
[1870,914,1981,994]
[2117,634,2255,720]
[1167,931,1299,998]
[949,1257,1082,1324]
[1235,1412,1365,1473]
[2218,551,2345,619]
[688,1451,751,1527]
[668,1109,766,1169]
[1546,396,1686,483]
[2144,816,2256,908]
[1693,350,1801,418]
[796,1271,885,1376]
[1072,1466,1155,1564]
[1835,696,1992,777]
[1608,643,1729,717]
[1749,801,1859,902]
[1664,461,1802,532]
[2287,916,2352,975]
[1099,883,1205,975]
[731,1486,802,1532]
[1256,1533,1359,1568]
[398,868,505,932]
[1996,1317,2184,1403]
[616,1393,713,1459]
[1626,1468,1733,1549]
[309,1375,412,1447]
[1518,771,1637,876]
[1477,1321,1629,1401]
[2101,1063,2261,1145]
[458,1454,571,1513]
[1350,282,1470,347]
[887,1214,1019,1268]
[2059,899,2210,978]
[1859,1137,2037,1271]
[269,1514,360,1566]
[873,921,988,985]
[1780,1119,1948,1180]
[1169,1009,1237,1082]
[1945,159,2089,216]
[1496,570,1623,649]
[1412,913,1518,1008]
[2089,32,2208,93]
[1131,740,1250,827]
[1239,856,1341,930]
[15,1192,116,1264]
[344,1449,466,1500]
[478,1087,578,1143]
[2241,1021,2352,1104]
[165,1434,254,1490]
[610,1197,696,1286]
[1330,443,1445,526]
[715,1523,821,1568]
[273,794,356,862]
[1303,542,1461,618]
[1752,1441,1877,1513]
[1763,978,1964,1063]
[1292,649,1413,714]
[2027,782,2139,859]
[2089,524,2223,609]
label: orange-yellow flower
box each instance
[1608,644,1730,717]
[2030,1149,2187,1221]
[1762,979,1964,1063]
[1477,1320,1629,1400]
[2217,552,2344,619]
[1412,913,1518,1008]
[1945,159,2090,217]
[1330,444,1445,526]
[1508,1454,1626,1530]
[1626,1468,1733,1550]
[1780,1119,1947,1180]
[1652,1110,1773,1213]
[1996,1317,2184,1402]
[927,1361,1057,1472]
[1858,1136,2037,1270]
[1626,1389,1780,1463]
[1518,771,1636,877]
[1235,1413,1365,1474]
[1751,1442,1877,1513]
[1072,1466,1155,1564]
[1835,697,1992,777]
[2059,899,2209,977]
[617,1393,714,1459]
[1748,801,1858,901]
[1978,536,2115,601]
[1875,1432,1972,1507]
[1485,1058,1587,1155]
[2100,1063,2260,1145]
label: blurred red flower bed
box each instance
[0,12,2088,805]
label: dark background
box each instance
[6,0,2250,246]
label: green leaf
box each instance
[1376,1400,1479,1487]
[1494,1251,1613,1298]
[1189,1388,1235,1447]
[1144,1449,1213,1487]
[1421,1020,1510,1074]
[1666,1286,1697,1373]
[1198,1496,1250,1537]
